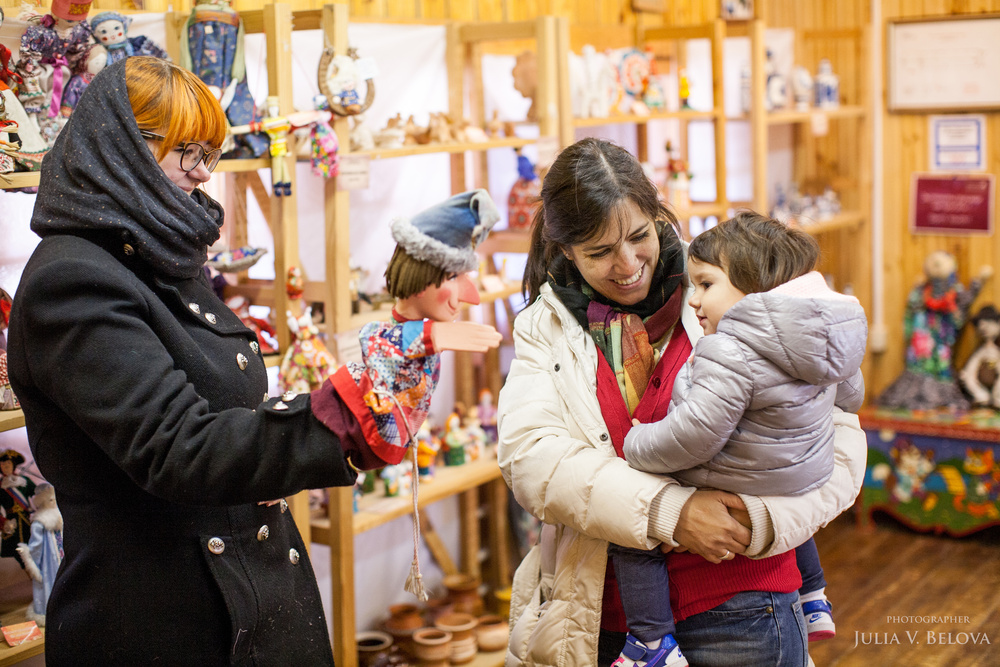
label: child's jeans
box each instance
[608,543,674,642]
[794,537,826,595]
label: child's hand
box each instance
[631,418,640,426]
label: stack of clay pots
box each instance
[433,612,478,664]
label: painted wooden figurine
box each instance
[16,483,63,627]
[878,251,992,411]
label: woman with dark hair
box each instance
[498,138,867,666]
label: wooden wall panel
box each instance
[870,0,1000,396]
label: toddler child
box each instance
[612,211,867,667]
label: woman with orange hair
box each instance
[6,57,389,665]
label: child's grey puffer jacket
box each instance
[624,271,868,496]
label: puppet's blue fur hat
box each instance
[390,189,499,273]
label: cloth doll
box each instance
[0,9,48,170]
[329,190,502,599]
[0,288,17,410]
[58,42,106,116]
[958,305,1000,409]
[878,251,993,411]
[180,0,268,158]
[16,0,95,145]
[278,307,336,394]
[16,483,63,627]
[226,296,278,355]
[0,449,36,567]
[88,12,168,68]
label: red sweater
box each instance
[596,326,801,630]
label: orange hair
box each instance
[125,56,228,161]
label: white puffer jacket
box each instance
[497,283,867,666]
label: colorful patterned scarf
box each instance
[548,225,687,413]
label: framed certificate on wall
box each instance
[888,15,1000,112]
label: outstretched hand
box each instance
[430,321,503,352]
[670,489,751,563]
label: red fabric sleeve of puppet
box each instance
[310,375,401,470]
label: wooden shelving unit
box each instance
[0,410,25,433]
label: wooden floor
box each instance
[809,510,1000,666]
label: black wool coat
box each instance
[7,230,358,666]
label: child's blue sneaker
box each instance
[802,598,836,641]
[611,632,688,667]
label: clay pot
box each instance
[422,596,455,626]
[384,604,423,657]
[357,630,393,667]
[442,574,483,616]
[475,614,509,653]
[411,627,452,666]
[434,612,478,664]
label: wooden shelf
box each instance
[0,410,25,434]
[671,201,731,219]
[310,453,503,541]
[795,209,864,235]
[0,605,44,667]
[262,354,282,369]
[573,109,719,127]
[215,158,271,173]
[0,173,40,190]
[464,650,505,667]
[350,137,533,161]
[766,105,865,125]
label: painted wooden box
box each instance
[859,407,1000,536]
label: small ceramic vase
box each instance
[384,603,423,656]
[434,612,478,665]
[442,573,484,616]
[411,627,452,667]
[493,587,512,620]
[357,630,393,667]
[422,596,455,626]
[475,614,510,653]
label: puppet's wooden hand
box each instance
[430,321,502,352]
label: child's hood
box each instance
[716,271,868,386]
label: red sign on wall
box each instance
[911,174,995,234]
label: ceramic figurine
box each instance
[15,484,62,627]
[461,406,488,461]
[477,388,498,444]
[815,186,841,220]
[721,0,754,20]
[441,411,469,466]
[349,113,375,151]
[814,58,839,109]
[878,251,992,411]
[89,12,168,68]
[1,449,36,567]
[791,65,813,111]
[959,305,1000,409]
[507,149,540,230]
[374,115,406,148]
[664,141,693,210]
[180,0,268,158]
[414,422,440,480]
[764,48,787,112]
[678,68,691,109]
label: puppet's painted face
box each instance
[404,272,480,322]
[0,460,13,476]
[93,19,126,47]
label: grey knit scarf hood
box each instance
[31,58,224,279]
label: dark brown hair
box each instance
[688,211,819,294]
[523,138,678,304]
[384,245,449,299]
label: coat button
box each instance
[281,390,296,402]
[123,243,135,256]
[208,537,225,555]
[189,303,201,314]
[554,363,560,371]
[652,377,661,388]
[237,353,249,370]
[600,433,609,441]
[205,313,217,324]
[257,525,270,541]
[279,499,289,513]
[289,548,300,565]
[263,393,270,402]
[273,401,289,411]
[250,341,260,355]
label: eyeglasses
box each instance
[139,130,223,173]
